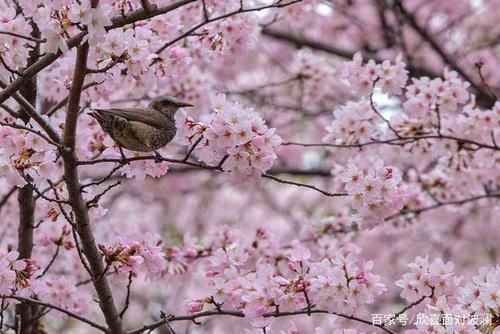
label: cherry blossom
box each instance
[176,94,282,178]
[0,0,498,333]
[340,160,407,230]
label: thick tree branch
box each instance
[15,24,41,333]
[15,173,36,334]
[61,12,124,333]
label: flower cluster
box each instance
[98,237,166,279]
[0,250,26,294]
[67,1,112,46]
[340,160,407,230]
[323,99,378,145]
[289,50,340,105]
[0,5,30,70]
[0,124,59,187]
[186,243,385,319]
[404,69,470,115]
[342,52,408,95]
[197,14,258,57]
[394,262,499,334]
[395,256,461,303]
[177,94,282,178]
[458,266,500,319]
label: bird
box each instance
[89,95,193,163]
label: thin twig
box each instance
[263,174,347,197]
[0,187,17,213]
[386,192,500,220]
[85,181,122,207]
[182,135,204,162]
[283,133,500,151]
[129,308,397,334]
[0,120,62,147]
[21,176,69,205]
[154,0,302,55]
[81,164,125,189]
[0,295,108,332]
[0,103,20,118]
[36,245,61,279]
[475,61,498,99]
[0,54,23,76]
[85,57,124,74]
[369,88,401,138]
[119,272,134,318]
[47,180,93,277]
[78,155,346,198]
[382,287,435,326]
[0,79,61,143]
[0,31,46,43]
[44,81,103,117]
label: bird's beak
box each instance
[176,101,193,107]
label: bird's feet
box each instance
[118,147,130,165]
[154,151,163,164]
[120,157,131,165]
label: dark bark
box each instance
[14,23,40,334]
[62,43,124,334]
[15,185,35,334]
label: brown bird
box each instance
[89,95,193,162]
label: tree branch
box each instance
[0,31,45,43]
[0,79,61,143]
[386,192,500,221]
[61,14,124,333]
[130,308,397,334]
[119,272,134,319]
[0,296,108,332]
[0,120,62,147]
[14,24,41,333]
[261,27,438,79]
[0,187,16,214]
[78,155,345,198]
[283,133,500,151]
[0,0,199,105]
[393,0,496,108]
[262,174,347,197]
[44,81,103,117]
[155,0,303,55]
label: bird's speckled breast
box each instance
[147,125,177,150]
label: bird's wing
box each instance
[91,108,171,130]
